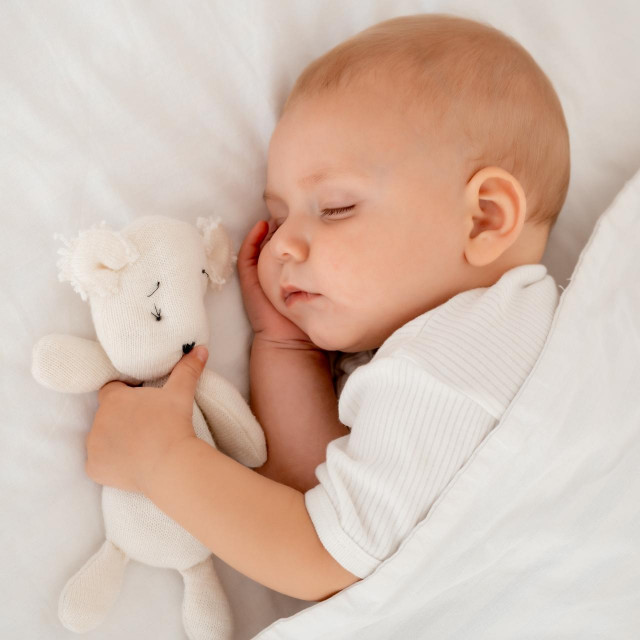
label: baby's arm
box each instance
[251,335,349,493]
[87,348,360,601]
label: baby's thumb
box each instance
[166,346,208,399]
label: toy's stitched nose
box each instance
[182,341,195,355]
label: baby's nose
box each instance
[182,341,195,355]
[270,221,309,263]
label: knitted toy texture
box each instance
[31,215,267,640]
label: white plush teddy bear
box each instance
[31,215,267,640]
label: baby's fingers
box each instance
[237,220,269,287]
[238,220,269,261]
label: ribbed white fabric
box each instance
[306,263,559,579]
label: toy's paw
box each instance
[195,370,267,468]
[180,556,233,640]
[32,334,123,393]
[32,334,75,391]
[58,540,129,633]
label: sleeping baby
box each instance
[240,12,569,582]
[86,12,570,605]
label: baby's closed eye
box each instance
[266,204,356,238]
[322,204,355,217]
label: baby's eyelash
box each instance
[321,205,355,217]
[265,205,354,239]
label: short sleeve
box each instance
[304,356,496,578]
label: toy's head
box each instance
[55,215,235,381]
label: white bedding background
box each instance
[1,1,639,638]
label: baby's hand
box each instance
[237,220,316,348]
[85,347,208,494]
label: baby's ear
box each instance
[196,216,236,291]
[54,221,139,301]
[463,166,527,267]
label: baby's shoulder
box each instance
[371,264,559,418]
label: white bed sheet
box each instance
[1,1,639,638]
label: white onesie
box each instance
[305,263,559,579]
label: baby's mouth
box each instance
[284,291,320,307]
[281,284,304,301]
[280,284,320,306]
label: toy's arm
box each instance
[32,334,140,393]
[195,368,267,468]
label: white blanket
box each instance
[1,1,639,638]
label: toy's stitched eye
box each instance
[147,281,160,297]
[202,269,210,279]
[151,303,162,321]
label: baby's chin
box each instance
[304,326,376,354]
[274,295,379,352]
[285,320,338,351]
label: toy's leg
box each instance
[180,556,233,640]
[58,539,129,633]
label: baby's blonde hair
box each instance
[284,14,570,230]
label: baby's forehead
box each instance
[274,81,438,148]
[263,99,464,200]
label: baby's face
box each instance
[257,84,469,352]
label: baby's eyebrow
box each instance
[263,168,368,202]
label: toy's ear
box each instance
[54,221,139,301]
[196,216,237,291]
